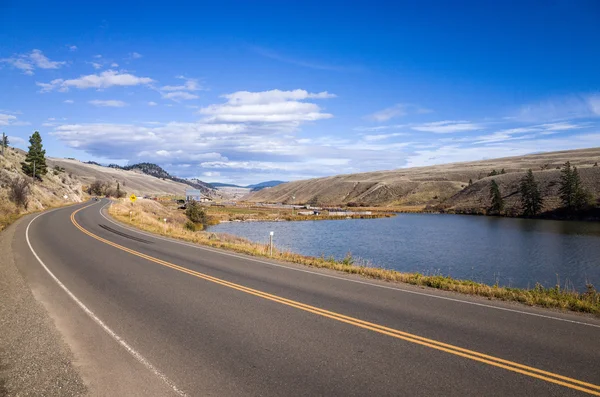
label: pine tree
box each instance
[489,180,503,214]
[468,178,473,186]
[500,168,506,174]
[559,161,574,209]
[519,169,543,216]
[572,166,590,210]
[21,131,47,179]
[116,182,121,198]
[1,132,8,156]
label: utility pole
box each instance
[1,132,5,156]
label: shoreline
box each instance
[109,199,600,316]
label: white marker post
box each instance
[129,210,133,222]
[269,231,274,257]
[163,218,167,234]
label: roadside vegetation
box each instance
[0,131,85,232]
[109,198,600,316]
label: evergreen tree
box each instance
[488,169,498,177]
[559,161,574,209]
[1,132,9,156]
[116,182,121,198]
[21,131,47,179]
[558,161,589,211]
[519,169,543,216]
[500,168,506,174]
[572,167,590,210]
[468,178,473,186]
[488,180,503,214]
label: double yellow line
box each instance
[71,204,600,395]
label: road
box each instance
[12,199,600,396]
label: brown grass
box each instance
[109,199,600,316]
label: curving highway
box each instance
[12,199,600,396]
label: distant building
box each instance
[185,189,202,202]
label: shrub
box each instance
[184,220,197,231]
[8,177,31,209]
[185,200,208,228]
[88,179,106,196]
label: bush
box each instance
[185,200,208,228]
[8,177,31,209]
[88,179,106,196]
[184,220,198,231]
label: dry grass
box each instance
[109,199,600,316]
[202,204,395,222]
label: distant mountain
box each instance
[246,180,286,191]
[108,163,213,194]
[209,180,287,191]
[209,182,242,188]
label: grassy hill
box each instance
[245,147,600,215]
[0,147,213,231]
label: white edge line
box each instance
[98,200,600,329]
[26,204,188,397]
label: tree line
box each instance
[488,161,592,217]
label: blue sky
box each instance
[1,1,599,184]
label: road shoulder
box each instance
[0,213,87,396]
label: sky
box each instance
[1,1,600,185]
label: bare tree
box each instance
[8,177,31,209]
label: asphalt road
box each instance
[12,199,600,396]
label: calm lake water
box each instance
[208,214,600,291]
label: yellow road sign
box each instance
[130,194,137,202]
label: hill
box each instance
[209,180,287,190]
[106,163,213,194]
[246,180,286,191]
[210,182,242,188]
[49,158,203,197]
[244,147,600,214]
[0,147,87,230]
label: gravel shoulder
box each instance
[0,215,87,396]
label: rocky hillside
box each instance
[245,147,600,212]
[50,158,204,197]
[0,147,215,230]
[0,147,86,230]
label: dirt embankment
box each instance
[245,147,600,211]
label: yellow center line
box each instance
[70,203,600,396]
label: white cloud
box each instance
[37,70,154,92]
[162,92,199,101]
[0,114,17,126]
[199,89,334,123]
[68,45,78,51]
[161,76,202,92]
[252,46,362,72]
[64,99,74,104]
[517,94,600,121]
[0,113,30,126]
[110,62,119,67]
[404,134,600,168]
[0,49,65,75]
[148,101,158,106]
[363,132,408,141]
[366,104,432,122]
[129,52,143,59]
[90,62,103,70]
[89,100,128,107]
[411,120,481,134]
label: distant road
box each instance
[13,199,600,396]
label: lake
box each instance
[207,214,600,291]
